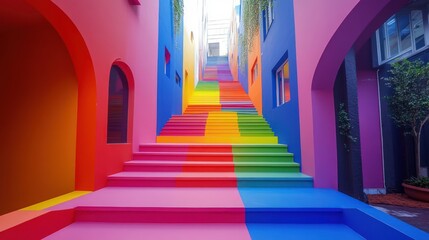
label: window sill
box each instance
[378,45,429,66]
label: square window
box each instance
[164,47,171,78]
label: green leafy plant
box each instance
[338,103,357,150]
[239,0,270,70]
[173,0,184,35]
[404,176,429,189]
[384,59,429,177]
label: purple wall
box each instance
[356,42,384,189]
[293,0,408,188]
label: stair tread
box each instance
[134,152,292,156]
[139,143,287,147]
[125,160,299,166]
[109,171,311,179]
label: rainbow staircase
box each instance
[4,57,427,239]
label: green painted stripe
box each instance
[232,144,288,153]
[233,153,295,163]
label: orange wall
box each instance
[0,22,78,214]
[248,32,262,115]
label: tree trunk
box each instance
[414,133,421,177]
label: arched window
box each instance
[107,65,129,143]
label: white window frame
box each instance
[376,5,429,65]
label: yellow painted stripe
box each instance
[21,191,91,210]
[206,112,239,136]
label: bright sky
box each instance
[207,0,234,20]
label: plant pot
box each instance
[402,183,429,202]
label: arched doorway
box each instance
[0,0,78,214]
[294,0,409,189]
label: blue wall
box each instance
[157,0,184,134]
[260,0,301,164]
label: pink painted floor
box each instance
[48,187,244,210]
[44,223,251,240]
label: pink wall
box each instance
[294,0,359,188]
[293,0,407,188]
[36,0,160,190]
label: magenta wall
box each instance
[356,42,384,189]
[293,0,407,188]
[50,0,160,189]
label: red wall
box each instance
[29,0,160,190]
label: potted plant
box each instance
[384,59,429,201]
[403,177,429,202]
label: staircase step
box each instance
[138,144,288,153]
[156,136,278,144]
[107,172,312,188]
[123,160,300,172]
[162,125,272,130]
[73,207,245,223]
[71,206,340,224]
[132,152,294,162]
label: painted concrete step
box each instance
[172,115,264,118]
[159,132,205,136]
[162,125,272,130]
[41,187,427,240]
[132,152,294,162]
[45,223,251,240]
[163,123,270,128]
[138,144,289,153]
[72,207,245,223]
[156,136,278,144]
[170,117,264,120]
[123,160,300,172]
[107,172,313,188]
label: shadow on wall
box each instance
[0,2,78,215]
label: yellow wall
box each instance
[248,31,263,115]
[182,26,196,112]
[0,21,78,215]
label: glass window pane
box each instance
[284,78,290,103]
[397,12,411,51]
[268,1,273,26]
[277,71,283,106]
[107,66,129,143]
[411,10,425,50]
[282,62,290,103]
[378,26,387,61]
[386,16,399,57]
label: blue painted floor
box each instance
[247,223,365,240]
[239,188,429,240]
